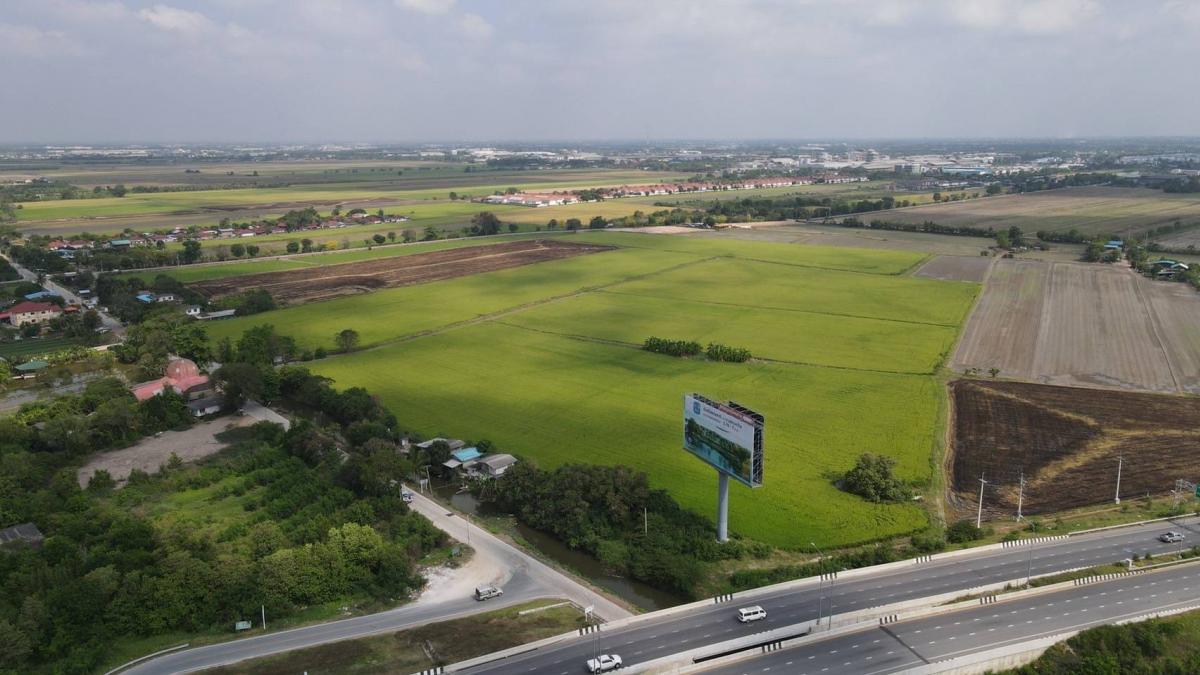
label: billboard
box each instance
[683,394,764,487]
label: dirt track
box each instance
[913,254,992,282]
[949,379,1200,519]
[190,239,613,304]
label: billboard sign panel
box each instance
[683,394,764,487]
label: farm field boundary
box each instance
[189,239,612,304]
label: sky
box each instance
[2,0,1199,143]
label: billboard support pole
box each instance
[717,471,730,542]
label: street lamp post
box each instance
[810,542,826,630]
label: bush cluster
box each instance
[643,336,702,357]
[705,342,751,362]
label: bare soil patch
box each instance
[953,259,1200,393]
[913,255,992,282]
[189,239,613,304]
[76,415,252,487]
[949,379,1200,519]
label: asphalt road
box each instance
[703,561,1200,675]
[2,253,125,336]
[462,516,1200,674]
[124,489,628,674]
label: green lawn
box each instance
[500,287,961,374]
[203,247,701,350]
[202,232,975,548]
[312,323,937,549]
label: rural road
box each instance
[2,253,125,337]
[123,488,630,674]
[460,516,1200,674]
[701,561,1200,674]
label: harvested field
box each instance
[953,259,1200,393]
[871,186,1200,238]
[949,379,1200,518]
[913,255,993,282]
[189,239,612,304]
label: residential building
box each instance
[0,301,63,327]
[0,522,44,549]
[131,357,217,402]
[474,453,518,478]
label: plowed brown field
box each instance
[953,259,1200,393]
[189,239,613,304]
[949,379,1200,519]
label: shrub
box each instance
[643,336,702,357]
[705,342,751,362]
[946,519,984,544]
[841,453,912,502]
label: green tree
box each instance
[286,241,300,254]
[372,234,386,245]
[469,212,503,236]
[246,244,260,257]
[841,453,911,502]
[335,328,360,353]
[230,243,246,258]
[301,238,314,253]
[565,218,582,231]
[180,240,203,264]
[387,231,396,242]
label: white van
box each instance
[737,606,767,623]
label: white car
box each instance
[586,654,622,673]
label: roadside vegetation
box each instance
[204,600,586,675]
[1004,612,1200,673]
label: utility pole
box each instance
[810,542,825,629]
[1016,472,1025,522]
[643,506,648,536]
[1114,455,1123,504]
[976,474,989,528]
[261,604,266,631]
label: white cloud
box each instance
[138,4,215,34]
[947,0,1008,29]
[1016,0,1096,34]
[0,22,76,57]
[458,12,493,39]
[394,0,456,15]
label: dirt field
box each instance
[949,379,1200,518]
[913,255,993,282]
[953,259,1200,393]
[871,186,1200,238]
[190,239,613,304]
[76,415,252,487]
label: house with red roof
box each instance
[0,301,63,327]
[131,357,217,404]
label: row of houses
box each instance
[411,437,519,480]
[47,213,413,253]
[471,174,869,209]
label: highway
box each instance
[461,516,1200,674]
[702,561,1200,675]
[124,489,630,674]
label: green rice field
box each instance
[205,232,978,548]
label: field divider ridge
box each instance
[331,254,721,357]
[598,289,963,328]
